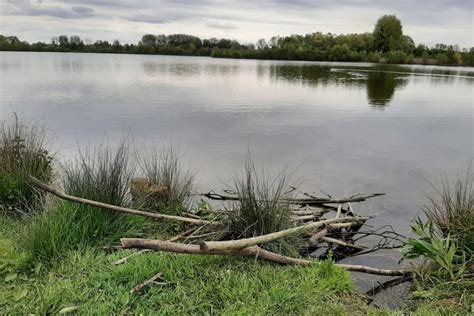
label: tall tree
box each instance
[58,35,69,47]
[373,15,403,52]
[140,34,157,46]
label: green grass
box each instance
[21,202,152,263]
[0,245,371,315]
[406,263,474,315]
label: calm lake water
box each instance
[1,52,473,240]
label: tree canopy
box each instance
[373,15,403,52]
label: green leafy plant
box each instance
[403,218,466,280]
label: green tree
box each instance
[69,35,83,50]
[58,35,69,47]
[373,15,403,52]
[256,38,268,50]
[140,34,157,46]
[400,35,415,53]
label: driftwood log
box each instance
[199,216,368,251]
[121,238,410,277]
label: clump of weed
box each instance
[23,141,150,262]
[223,158,298,255]
[137,145,194,215]
[0,114,53,216]
[422,170,473,254]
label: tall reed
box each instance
[138,145,194,214]
[224,158,297,255]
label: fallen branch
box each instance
[319,236,366,251]
[121,238,410,276]
[200,216,368,251]
[309,228,328,242]
[28,176,221,226]
[198,191,385,205]
[130,272,164,294]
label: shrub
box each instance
[422,52,429,64]
[138,146,194,215]
[224,158,297,255]
[0,114,53,216]
[367,52,382,63]
[436,53,449,65]
[385,50,408,64]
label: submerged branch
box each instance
[198,191,385,205]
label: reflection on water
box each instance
[0,52,473,242]
[265,63,473,107]
[366,71,407,107]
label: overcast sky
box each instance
[1,0,473,47]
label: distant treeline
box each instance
[1,15,473,66]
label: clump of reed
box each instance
[422,170,473,254]
[23,141,149,262]
[0,114,53,216]
[138,146,194,215]
[404,169,473,283]
[223,158,297,255]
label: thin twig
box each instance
[130,272,164,294]
[112,249,151,265]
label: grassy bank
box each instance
[0,229,368,314]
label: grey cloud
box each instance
[71,6,94,15]
[206,21,237,30]
[127,14,170,24]
[5,0,94,19]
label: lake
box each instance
[1,52,473,239]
